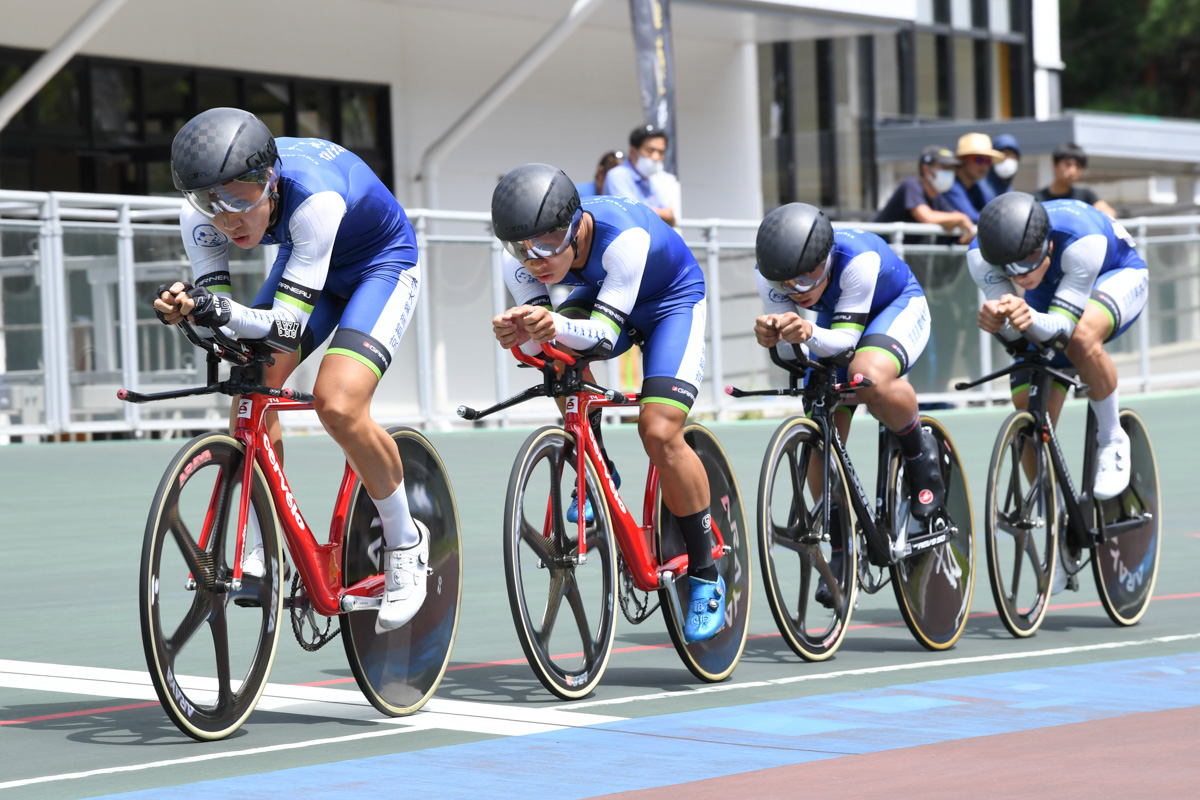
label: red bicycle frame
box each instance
[194,390,385,616]
[513,344,727,593]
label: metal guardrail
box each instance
[1,189,1198,439]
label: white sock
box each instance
[246,506,263,551]
[1090,392,1122,445]
[373,480,420,549]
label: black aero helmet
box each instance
[491,163,583,261]
[756,203,835,284]
[977,192,1050,275]
[171,107,279,218]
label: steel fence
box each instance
[1,189,1197,440]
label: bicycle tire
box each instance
[341,427,463,716]
[656,424,751,681]
[503,426,618,700]
[887,416,976,651]
[1092,409,1161,626]
[139,432,283,741]
[756,416,856,661]
[985,410,1059,637]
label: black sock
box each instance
[893,413,924,460]
[679,508,718,581]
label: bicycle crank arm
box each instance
[339,594,382,613]
[1094,512,1154,544]
[892,513,957,560]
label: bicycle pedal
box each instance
[339,594,382,613]
[1066,574,1080,592]
[233,597,263,608]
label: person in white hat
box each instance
[944,132,1006,222]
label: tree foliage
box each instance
[1060,0,1200,118]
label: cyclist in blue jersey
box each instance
[968,193,1148,502]
[752,204,942,606]
[489,163,721,643]
[152,107,427,632]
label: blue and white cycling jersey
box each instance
[756,228,930,374]
[966,199,1146,346]
[179,137,419,374]
[503,195,707,410]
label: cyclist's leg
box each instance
[850,292,941,515]
[635,291,723,640]
[315,263,425,629]
[1067,264,1148,498]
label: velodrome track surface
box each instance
[2,390,1199,799]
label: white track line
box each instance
[556,632,1200,710]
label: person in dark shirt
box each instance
[985,133,1021,195]
[875,146,975,244]
[1035,142,1117,218]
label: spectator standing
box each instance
[576,150,623,198]
[944,133,1006,222]
[603,124,679,226]
[986,133,1022,195]
[875,145,976,244]
[1036,142,1118,218]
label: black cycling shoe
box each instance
[905,429,946,519]
[814,549,843,609]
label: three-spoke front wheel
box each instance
[341,427,463,716]
[503,426,618,700]
[985,410,1059,637]
[140,433,283,741]
[756,416,856,662]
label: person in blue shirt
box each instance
[985,133,1022,195]
[576,150,623,198]
[944,132,1006,222]
[874,146,975,243]
[152,108,427,632]
[753,203,944,605]
[602,125,676,226]
[967,193,1148,502]
[490,162,722,643]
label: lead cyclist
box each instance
[152,107,427,632]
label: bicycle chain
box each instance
[290,572,340,651]
[618,553,660,624]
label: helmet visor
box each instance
[766,258,830,296]
[183,166,278,219]
[998,236,1050,277]
[501,207,583,262]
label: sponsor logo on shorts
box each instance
[671,385,697,402]
[363,340,390,369]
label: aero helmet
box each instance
[977,192,1051,276]
[171,107,279,219]
[491,163,583,262]
[756,203,835,292]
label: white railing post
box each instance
[1136,222,1151,393]
[413,213,434,427]
[977,286,993,402]
[117,203,140,431]
[490,239,510,427]
[39,193,68,435]
[705,222,725,417]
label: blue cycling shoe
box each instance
[683,574,726,643]
[567,465,619,523]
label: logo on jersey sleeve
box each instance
[515,268,540,284]
[193,224,227,248]
[767,288,791,303]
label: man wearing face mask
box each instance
[603,124,678,226]
[874,146,975,244]
[985,134,1021,195]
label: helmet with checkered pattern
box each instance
[755,202,834,282]
[491,163,580,243]
[171,108,279,219]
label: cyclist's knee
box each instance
[313,392,367,437]
[638,406,685,462]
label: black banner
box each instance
[629,0,677,174]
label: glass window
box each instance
[246,79,289,135]
[91,65,136,142]
[834,38,862,210]
[971,0,989,28]
[789,40,822,205]
[875,33,901,118]
[954,36,975,119]
[933,0,951,23]
[916,32,942,118]
[198,74,238,111]
[341,87,378,151]
[37,68,83,132]
[144,68,192,142]
[297,84,334,140]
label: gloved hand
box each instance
[187,285,233,328]
[152,282,193,325]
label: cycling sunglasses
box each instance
[996,237,1051,278]
[183,167,277,220]
[502,207,583,262]
[768,259,830,296]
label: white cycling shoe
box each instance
[1093,430,1131,501]
[375,520,430,633]
[242,546,266,579]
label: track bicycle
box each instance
[728,346,975,660]
[119,321,462,740]
[956,337,1160,636]
[457,342,750,700]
